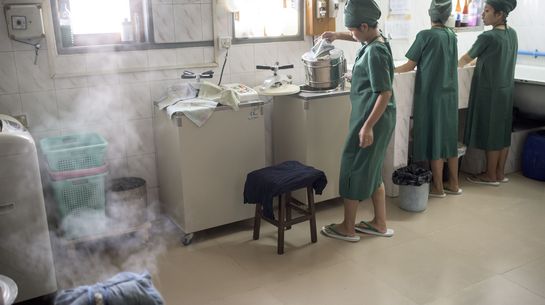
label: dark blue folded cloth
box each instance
[244,161,328,218]
[55,272,164,305]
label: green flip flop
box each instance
[321,224,360,242]
[355,221,394,237]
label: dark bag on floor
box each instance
[392,164,432,186]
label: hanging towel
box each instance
[54,272,164,305]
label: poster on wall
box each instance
[389,0,410,15]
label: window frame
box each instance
[231,0,304,45]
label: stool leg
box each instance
[278,195,285,255]
[286,192,292,230]
[307,187,317,243]
[253,203,261,240]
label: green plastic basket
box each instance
[40,133,108,172]
[50,172,107,219]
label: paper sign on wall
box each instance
[390,0,411,15]
[385,20,411,39]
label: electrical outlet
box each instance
[13,114,29,129]
[218,36,232,49]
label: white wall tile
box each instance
[87,85,123,124]
[124,118,155,156]
[54,76,88,90]
[87,74,120,87]
[118,72,149,84]
[152,4,175,43]
[0,52,19,94]
[200,3,213,41]
[0,94,22,115]
[176,47,205,66]
[15,51,55,93]
[254,43,279,67]
[119,83,152,120]
[20,90,59,131]
[86,53,119,74]
[229,45,255,73]
[127,153,158,188]
[106,157,129,181]
[56,88,89,128]
[174,4,203,42]
[53,54,87,75]
[0,9,13,52]
[148,49,177,67]
[117,51,149,70]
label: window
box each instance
[51,0,214,54]
[230,0,303,44]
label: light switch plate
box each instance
[4,3,45,40]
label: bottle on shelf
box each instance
[455,0,462,27]
[460,0,469,27]
[468,0,480,26]
[121,18,134,42]
[59,0,73,47]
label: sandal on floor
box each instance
[466,175,500,186]
[354,221,394,237]
[321,224,360,242]
[443,188,463,195]
[499,177,509,183]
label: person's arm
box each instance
[321,31,357,42]
[394,60,417,73]
[360,91,392,148]
[458,53,475,67]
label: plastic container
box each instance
[107,177,147,227]
[398,184,430,212]
[48,163,108,181]
[522,130,545,181]
[40,133,107,172]
[393,164,432,212]
[50,172,108,219]
[0,274,17,305]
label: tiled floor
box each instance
[53,173,545,305]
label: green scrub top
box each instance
[464,27,518,150]
[405,27,459,161]
[339,39,396,201]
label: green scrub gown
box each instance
[339,39,396,201]
[464,27,518,150]
[406,27,458,161]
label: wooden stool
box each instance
[253,187,317,255]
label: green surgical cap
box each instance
[428,0,452,24]
[486,0,517,14]
[344,0,381,28]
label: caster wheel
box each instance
[182,233,194,246]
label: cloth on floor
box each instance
[166,98,218,127]
[243,161,327,218]
[54,272,164,305]
[198,82,241,111]
[155,83,198,110]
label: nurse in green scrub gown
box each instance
[459,0,518,186]
[320,0,396,242]
[395,0,461,197]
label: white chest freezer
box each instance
[153,101,268,244]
